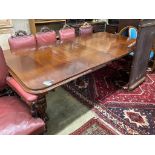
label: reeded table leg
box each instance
[31,95,48,122]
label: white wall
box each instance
[12,19,30,33]
[0,19,30,50]
[0,33,12,50]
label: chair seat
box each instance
[0,96,45,135]
[6,77,38,105]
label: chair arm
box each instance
[6,77,38,106]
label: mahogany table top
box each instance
[4,32,135,94]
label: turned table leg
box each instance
[31,95,48,122]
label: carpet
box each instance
[70,118,117,135]
[64,56,155,134]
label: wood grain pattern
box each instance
[4,32,135,94]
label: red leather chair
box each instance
[8,30,36,52]
[6,77,38,106]
[59,25,76,43]
[0,46,38,113]
[0,47,45,135]
[7,31,39,110]
[35,31,56,47]
[79,22,93,36]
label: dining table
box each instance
[4,32,136,120]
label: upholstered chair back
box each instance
[36,31,56,47]
[119,26,137,39]
[8,30,36,52]
[79,22,93,36]
[59,25,75,43]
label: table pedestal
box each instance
[87,73,99,103]
[31,95,48,122]
[74,73,99,104]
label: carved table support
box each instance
[88,73,99,103]
[74,72,99,104]
[31,94,48,122]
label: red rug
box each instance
[64,56,155,134]
[70,118,117,135]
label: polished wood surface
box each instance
[4,32,135,94]
[78,32,135,57]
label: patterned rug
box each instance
[70,118,117,135]
[64,55,155,135]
